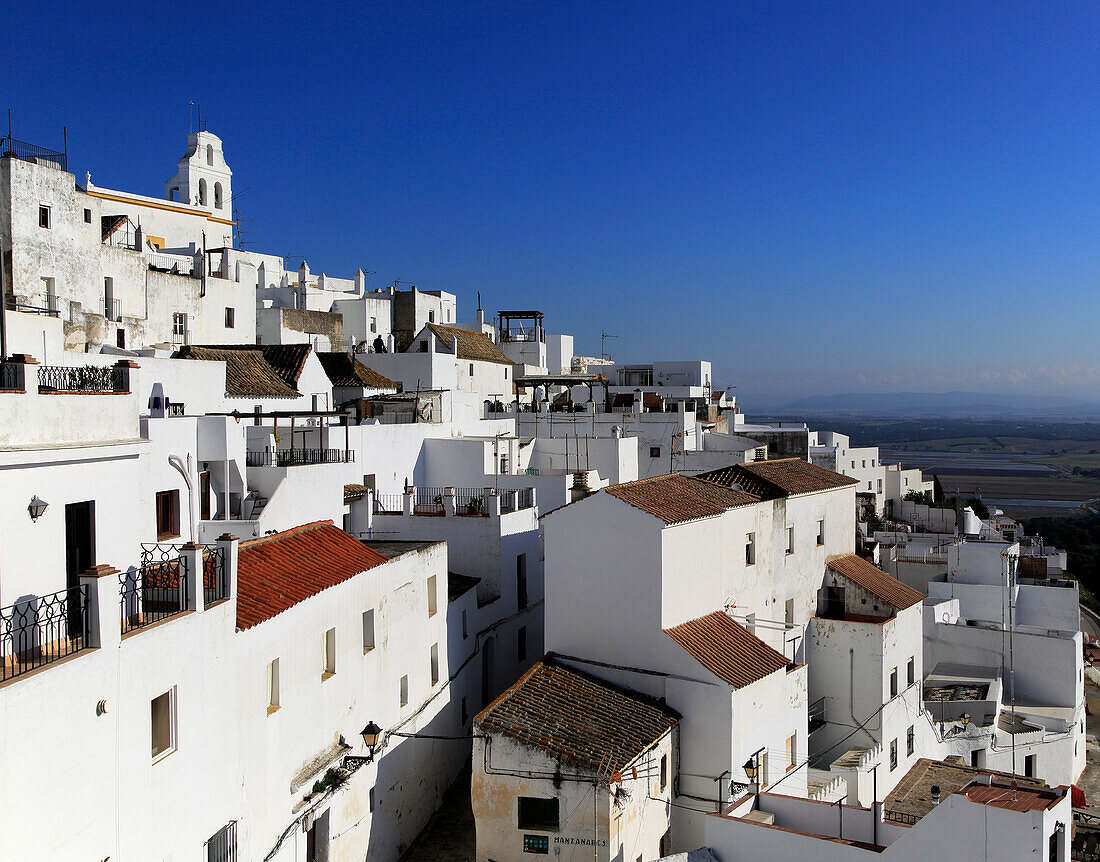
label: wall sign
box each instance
[523,834,549,854]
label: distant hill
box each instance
[776,391,1100,418]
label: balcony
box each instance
[6,294,59,318]
[102,296,122,321]
[370,486,536,517]
[0,586,89,681]
[172,329,192,346]
[37,364,130,394]
[1,135,66,171]
[121,544,227,634]
[246,448,355,468]
[147,252,197,277]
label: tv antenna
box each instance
[601,330,617,361]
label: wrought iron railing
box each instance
[0,136,66,171]
[374,493,403,514]
[203,546,228,603]
[0,362,25,390]
[808,696,826,733]
[122,545,188,633]
[38,364,125,393]
[172,329,191,346]
[414,487,445,515]
[246,448,355,468]
[147,252,196,276]
[5,294,60,317]
[517,488,534,510]
[883,809,920,826]
[1,585,89,681]
[204,821,238,862]
[102,296,121,321]
[500,489,517,514]
[455,488,487,516]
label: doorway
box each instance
[65,501,95,637]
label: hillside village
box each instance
[0,130,1088,861]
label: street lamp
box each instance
[28,496,48,522]
[344,721,383,771]
[743,757,759,783]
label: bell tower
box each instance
[164,131,233,213]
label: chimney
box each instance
[570,472,591,503]
[930,785,941,806]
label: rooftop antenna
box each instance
[231,188,251,249]
[477,290,482,311]
[601,330,617,362]
[189,101,195,133]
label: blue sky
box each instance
[7,2,1100,406]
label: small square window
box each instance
[156,489,180,539]
[362,609,375,652]
[267,658,280,714]
[83,208,92,224]
[224,307,235,328]
[428,310,435,323]
[399,674,409,707]
[39,205,51,228]
[151,688,176,760]
[322,627,336,678]
[518,797,559,831]
[816,518,825,545]
[650,446,661,459]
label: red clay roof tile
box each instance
[603,473,759,525]
[236,521,388,630]
[664,611,790,688]
[826,554,925,611]
[699,459,858,499]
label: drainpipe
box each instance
[168,453,197,543]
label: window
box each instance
[907,657,915,686]
[862,459,866,468]
[890,739,898,771]
[889,667,898,699]
[469,363,474,376]
[206,143,214,165]
[660,754,668,791]
[517,554,528,610]
[173,312,188,342]
[851,460,855,469]
[41,276,56,310]
[816,518,825,545]
[399,674,409,707]
[267,659,280,714]
[518,797,560,831]
[418,340,428,352]
[867,481,872,491]
[785,526,794,555]
[427,575,438,616]
[518,626,527,662]
[305,809,329,862]
[151,688,176,760]
[500,454,508,474]
[198,178,207,206]
[214,182,223,209]
[461,696,468,725]
[650,446,661,459]
[462,608,468,639]
[786,734,797,769]
[746,533,755,565]
[224,307,235,328]
[430,643,439,685]
[1025,754,1036,778]
[907,725,914,757]
[759,751,769,787]
[370,317,377,333]
[116,328,126,349]
[39,205,51,228]
[83,208,92,224]
[785,598,795,627]
[362,609,375,651]
[205,822,237,862]
[428,310,435,322]
[369,787,375,812]
[155,489,180,539]
[877,479,883,493]
[322,627,336,678]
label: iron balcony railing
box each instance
[883,809,920,826]
[5,294,60,317]
[246,448,355,468]
[373,493,403,514]
[455,488,487,516]
[414,487,445,515]
[0,362,24,390]
[102,296,122,321]
[1,136,66,171]
[204,821,238,862]
[123,546,188,633]
[147,252,196,276]
[1,585,89,681]
[38,364,126,394]
[172,329,192,346]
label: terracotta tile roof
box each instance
[424,323,514,365]
[476,656,679,773]
[318,352,397,389]
[343,483,370,503]
[236,521,389,630]
[176,345,301,398]
[664,611,789,688]
[611,392,663,410]
[603,473,759,525]
[826,554,925,610]
[699,458,858,499]
[961,781,1063,813]
[885,758,1050,823]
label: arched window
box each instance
[198,178,207,206]
[206,144,214,165]
[214,182,223,209]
